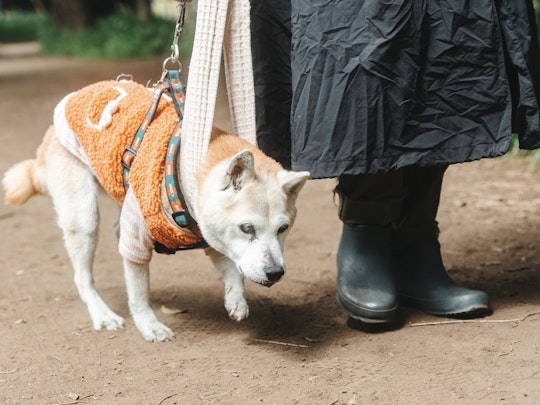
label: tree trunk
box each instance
[136,0,152,22]
[50,0,94,30]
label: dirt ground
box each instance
[1,52,539,405]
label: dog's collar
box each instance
[122,70,208,252]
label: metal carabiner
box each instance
[172,1,186,61]
[162,0,187,69]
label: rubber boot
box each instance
[393,238,490,317]
[336,224,398,323]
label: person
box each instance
[249,0,540,324]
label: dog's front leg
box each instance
[123,259,174,342]
[208,250,249,321]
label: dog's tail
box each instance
[2,126,52,206]
[2,159,45,206]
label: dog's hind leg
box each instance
[123,259,174,342]
[208,250,249,321]
[47,140,124,331]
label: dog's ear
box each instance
[224,150,255,191]
[278,170,310,196]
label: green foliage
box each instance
[507,134,540,167]
[0,11,47,43]
[39,11,194,60]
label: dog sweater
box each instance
[53,80,204,263]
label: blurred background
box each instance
[2,0,540,61]
[0,0,194,59]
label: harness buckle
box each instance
[172,211,188,227]
[121,146,138,170]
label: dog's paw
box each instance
[102,313,125,331]
[226,298,250,321]
[90,308,125,331]
[137,319,175,342]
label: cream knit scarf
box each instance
[180,0,256,221]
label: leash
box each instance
[121,3,207,251]
[121,0,189,190]
[120,0,256,249]
[180,0,257,222]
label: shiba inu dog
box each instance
[2,80,309,342]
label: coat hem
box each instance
[293,141,512,179]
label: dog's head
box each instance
[197,142,309,287]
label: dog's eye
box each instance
[239,223,255,235]
[277,223,289,234]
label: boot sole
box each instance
[399,294,491,318]
[336,293,398,324]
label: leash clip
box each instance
[162,0,187,70]
[121,146,138,170]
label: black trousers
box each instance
[335,165,448,249]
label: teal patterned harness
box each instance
[121,70,207,253]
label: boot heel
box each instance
[394,239,490,317]
[337,224,398,322]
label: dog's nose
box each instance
[265,267,284,282]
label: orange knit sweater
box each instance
[62,80,202,250]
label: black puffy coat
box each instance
[250,0,540,178]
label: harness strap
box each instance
[164,120,206,246]
[167,70,186,120]
[121,81,169,192]
[121,71,207,251]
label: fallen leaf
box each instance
[348,394,359,405]
[160,305,187,315]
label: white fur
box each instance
[2,127,309,342]
[86,86,127,130]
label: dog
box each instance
[2,79,309,342]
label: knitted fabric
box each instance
[58,80,203,250]
[181,0,256,221]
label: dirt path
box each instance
[1,55,539,404]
